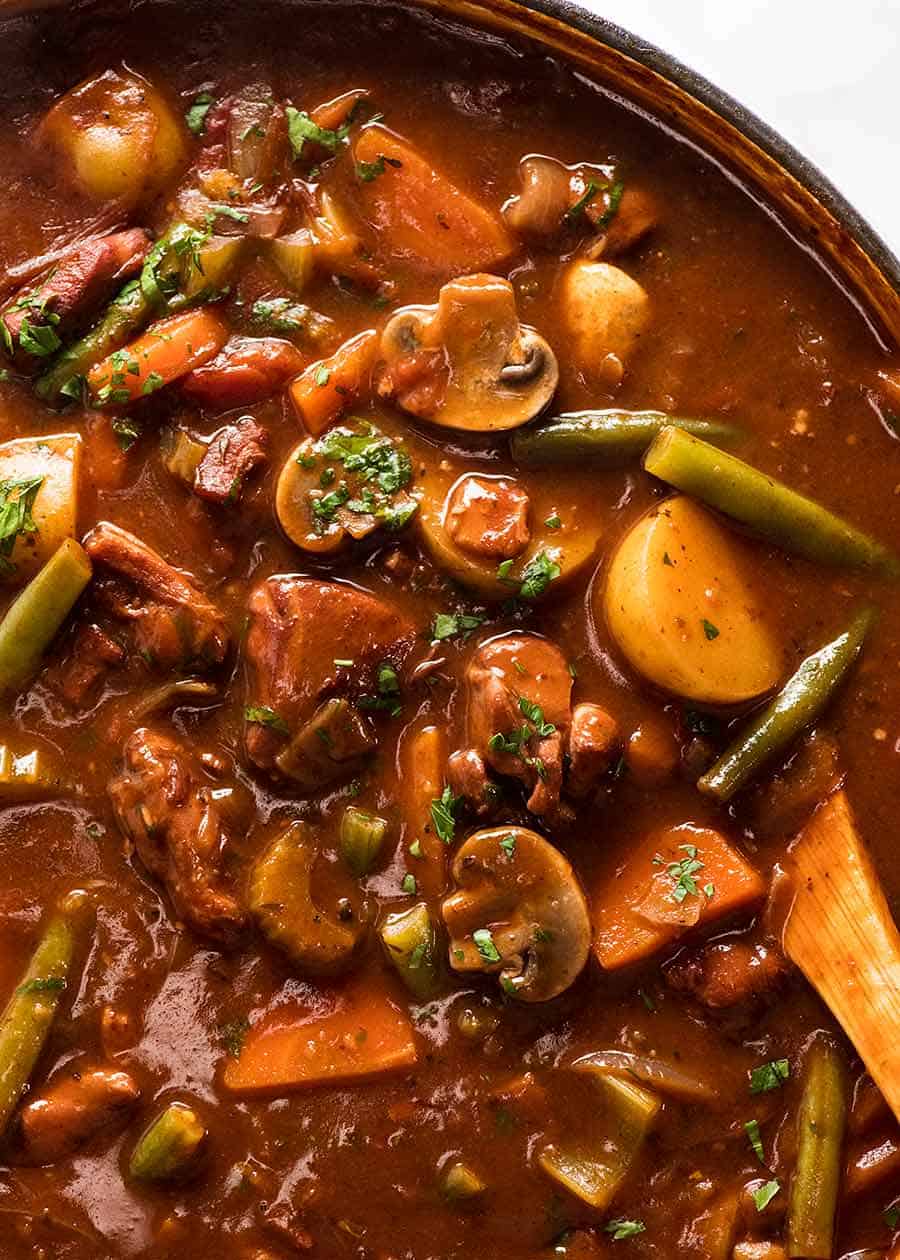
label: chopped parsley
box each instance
[595,180,625,230]
[431,611,485,642]
[408,839,422,859]
[315,363,331,387]
[18,318,61,358]
[518,696,556,737]
[356,153,402,181]
[244,705,290,736]
[499,833,517,859]
[430,784,461,845]
[401,873,417,894]
[884,1204,900,1230]
[544,513,562,529]
[745,1119,765,1164]
[519,551,561,600]
[660,843,705,904]
[251,297,325,339]
[604,1220,646,1241]
[112,418,141,451]
[142,371,165,396]
[185,91,214,135]
[359,661,402,716]
[220,1016,250,1059]
[473,928,501,964]
[16,975,66,997]
[751,1180,780,1212]
[207,203,251,224]
[318,425,412,495]
[0,474,43,574]
[701,618,720,641]
[749,1058,790,1095]
[286,106,356,159]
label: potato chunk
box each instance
[0,435,81,584]
[39,69,187,207]
[562,259,650,382]
[602,495,781,704]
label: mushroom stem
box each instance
[499,343,545,384]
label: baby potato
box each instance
[0,435,81,584]
[602,495,781,704]
[562,259,650,382]
[39,69,187,207]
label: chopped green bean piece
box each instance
[644,426,900,576]
[379,902,441,1000]
[340,806,388,876]
[698,606,875,801]
[0,539,92,694]
[0,901,81,1136]
[787,1036,848,1259]
[511,410,742,467]
[129,1101,206,1181]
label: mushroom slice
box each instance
[442,825,590,1002]
[248,821,360,973]
[378,274,558,431]
[275,421,418,555]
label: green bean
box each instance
[698,605,875,802]
[0,539,92,694]
[35,278,150,403]
[643,426,900,576]
[0,898,82,1136]
[340,806,388,876]
[510,410,743,467]
[129,1101,206,1181]
[441,1161,486,1203]
[787,1036,849,1259]
[380,903,441,1000]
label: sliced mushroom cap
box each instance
[442,825,590,1002]
[379,274,558,431]
[248,821,360,972]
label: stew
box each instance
[0,2,899,1258]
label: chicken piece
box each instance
[193,416,269,505]
[588,186,658,257]
[181,336,303,411]
[567,702,620,798]
[243,576,415,780]
[18,1065,140,1165]
[108,727,246,944]
[444,474,531,560]
[464,632,572,820]
[48,622,125,709]
[1,228,149,366]
[665,939,787,1010]
[83,522,230,670]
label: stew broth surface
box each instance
[0,3,898,1258]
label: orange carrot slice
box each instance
[288,328,377,436]
[353,125,513,275]
[593,824,765,970]
[221,980,417,1094]
[87,308,228,405]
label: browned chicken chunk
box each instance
[193,415,269,504]
[567,702,620,798]
[108,727,246,944]
[665,939,787,1010]
[444,474,531,559]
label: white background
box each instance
[587,0,899,256]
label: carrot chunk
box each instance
[592,824,765,970]
[353,125,513,275]
[288,328,377,436]
[221,981,417,1093]
[87,308,229,405]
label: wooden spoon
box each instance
[785,788,900,1121]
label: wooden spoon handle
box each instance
[785,789,900,1121]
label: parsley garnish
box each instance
[518,696,556,737]
[473,928,501,963]
[408,839,422,859]
[431,611,484,642]
[544,513,562,529]
[749,1059,790,1094]
[565,179,601,222]
[185,91,214,135]
[701,618,720,641]
[16,976,66,997]
[745,1119,765,1164]
[315,363,331,387]
[430,784,461,845]
[142,371,165,396]
[595,180,625,230]
[244,705,290,736]
[884,1204,900,1230]
[251,297,321,337]
[0,475,43,574]
[604,1220,645,1241]
[751,1180,780,1212]
[356,153,402,181]
[112,418,141,451]
[359,661,402,716]
[220,1016,250,1058]
[663,843,705,904]
[499,833,517,858]
[519,551,561,600]
[18,318,61,358]
[207,203,250,224]
[286,106,353,159]
[401,873,416,894]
